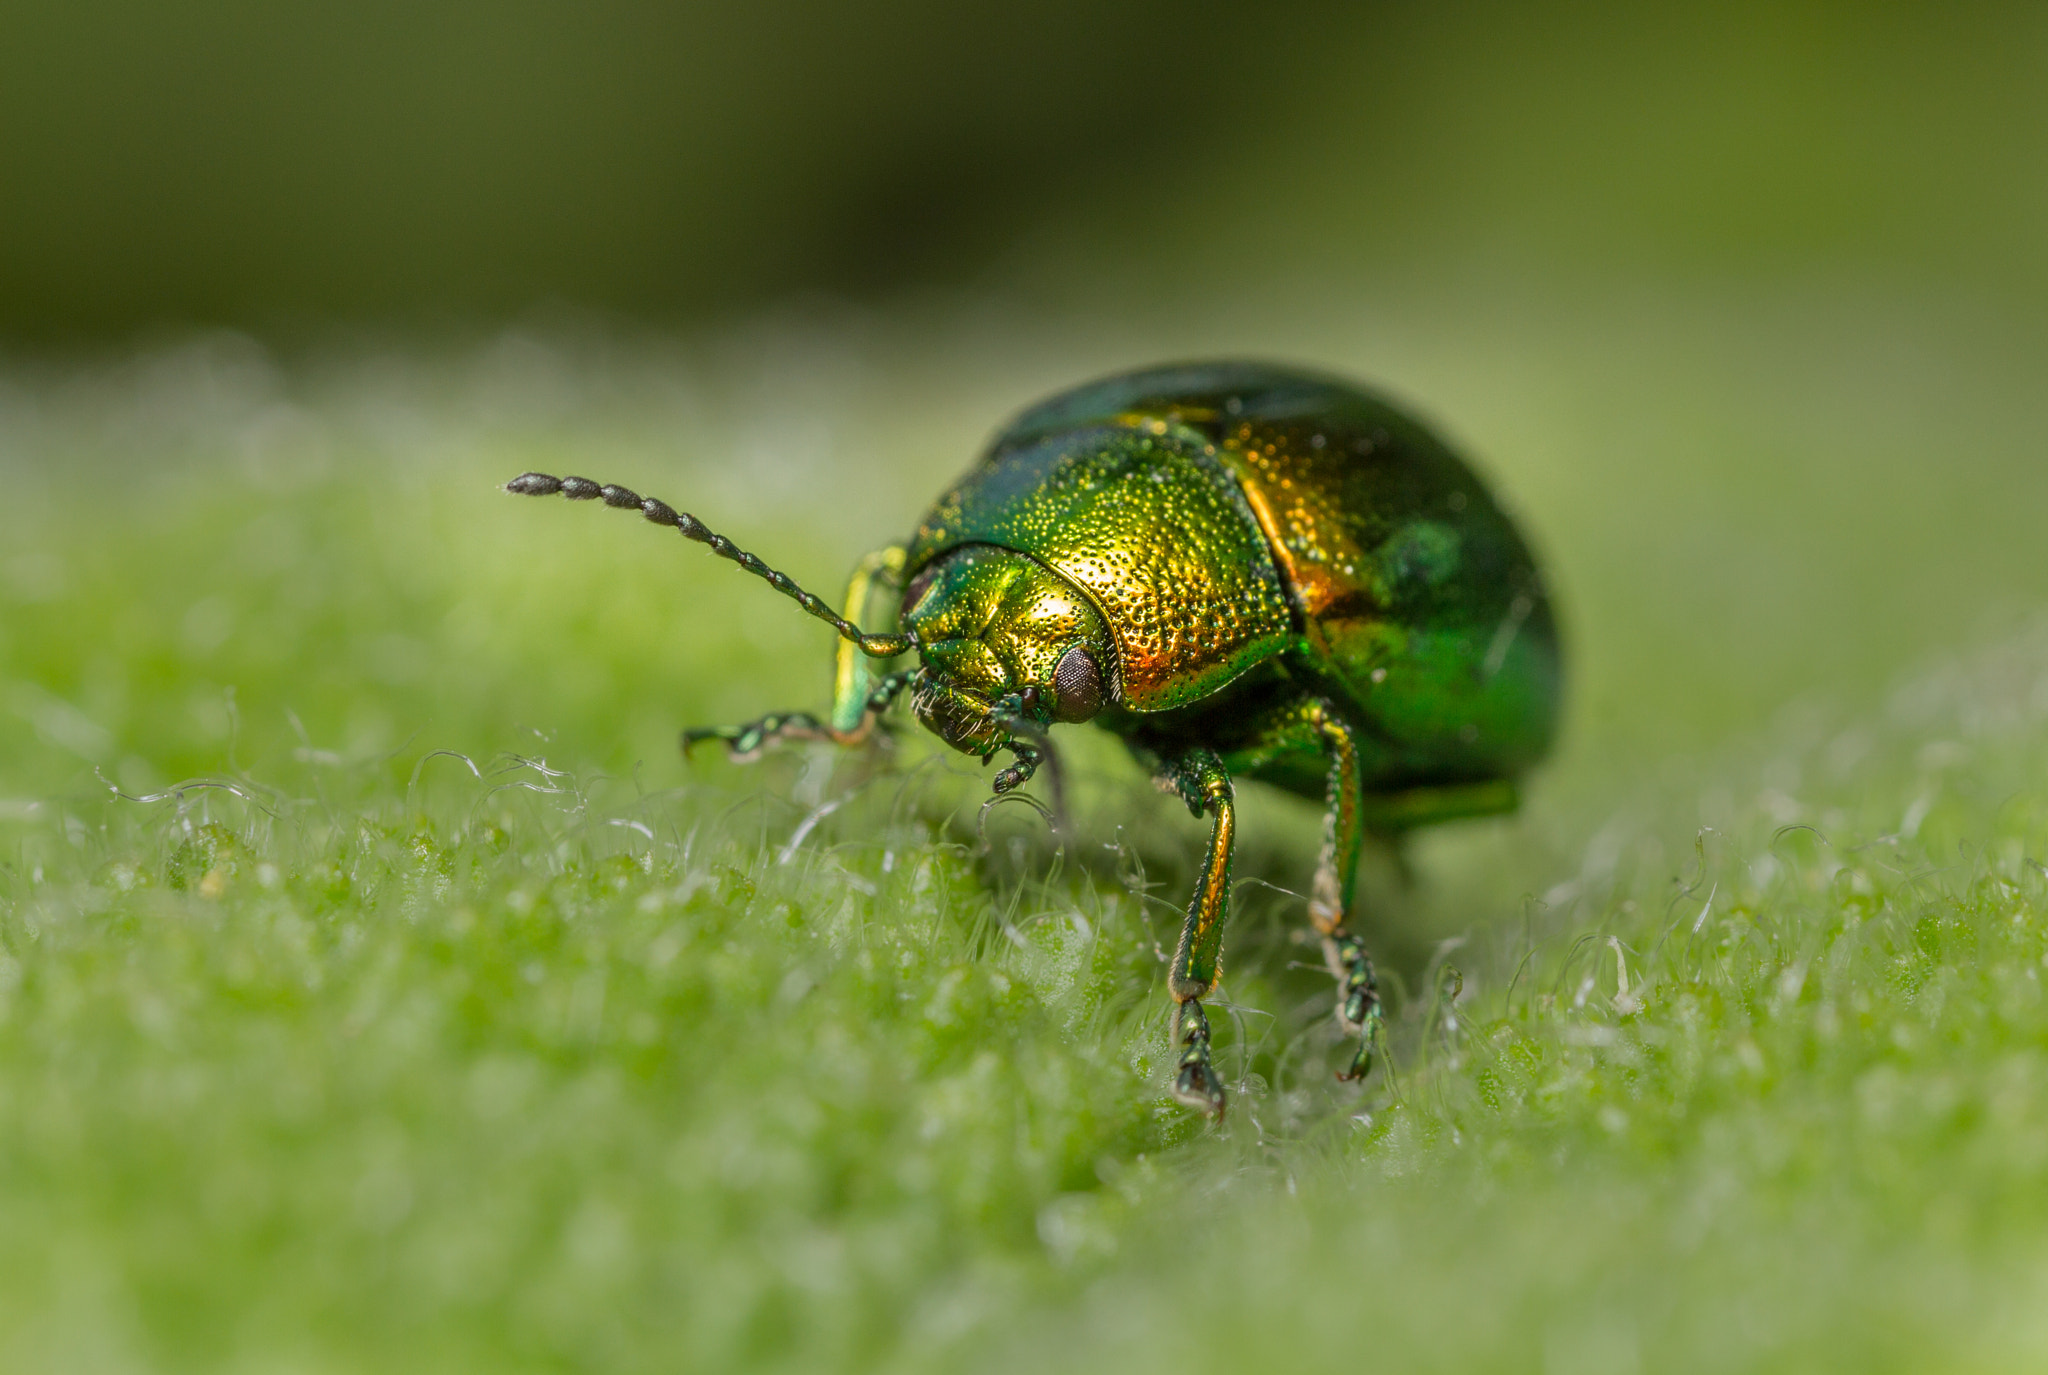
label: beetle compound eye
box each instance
[1052,645,1104,722]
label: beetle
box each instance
[507,361,1561,1118]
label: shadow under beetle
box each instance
[508,362,1561,1118]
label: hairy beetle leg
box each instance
[1172,997,1226,1119]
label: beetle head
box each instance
[898,545,1115,762]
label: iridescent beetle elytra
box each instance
[509,362,1562,1118]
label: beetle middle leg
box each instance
[1156,745,1235,1118]
[1304,700,1383,1082]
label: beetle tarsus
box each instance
[987,698,1067,820]
[1172,997,1227,1119]
[1327,928,1383,1081]
[682,712,833,763]
[990,741,1039,794]
[682,670,919,764]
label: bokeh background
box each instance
[11,3,2048,1372]
[10,1,2048,335]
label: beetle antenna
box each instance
[507,473,914,657]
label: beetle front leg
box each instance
[1305,701,1383,1081]
[1158,746,1235,1119]
[682,545,913,763]
[683,711,831,762]
[683,670,917,762]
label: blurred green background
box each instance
[12,3,2048,1372]
[8,0,2048,336]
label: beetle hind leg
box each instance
[1305,702,1384,1081]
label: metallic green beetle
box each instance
[508,361,1561,1118]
